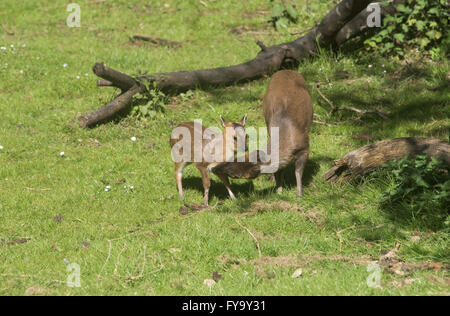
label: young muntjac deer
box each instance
[170,115,247,206]
[212,70,313,197]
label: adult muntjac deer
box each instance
[212,70,313,197]
[170,115,247,206]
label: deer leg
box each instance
[295,151,309,197]
[217,174,236,200]
[198,167,211,206]
[274,169,285,194]
[174,162,187,199]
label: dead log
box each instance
[323,137,450,183]
[80,0,380,127]
[78,85,144,128]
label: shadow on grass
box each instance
[181,157,322,203]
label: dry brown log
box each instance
[78,85,144,128]
[324,137,450,183]
[80,0,384,127]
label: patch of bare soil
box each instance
[240,201,326,226]
[24,285,50,296]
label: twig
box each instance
[113,243,127,277]
[234,217,262,258]
[98,239,112,279]
[335,106,390,120]
[132,34,182,48]
[0,22,14,35]
[315,83,389,120]
[335,225,356,252]
[315,83,336,111]
[313,120,337,126]
[24,187,51,191]
[290,26,314,36]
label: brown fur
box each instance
[169,116,247,205]
[212,70,313,196]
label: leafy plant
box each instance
[269,0,299,31]
[131,81,168,120]
[373,155,450,230]
[364,0,449,58]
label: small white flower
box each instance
[129,186,134,190]
[106,185,112,189]
[368,64,373,68]
[76,75,80,79]
[0,145,3,150]
[383,70,387,73]
[319,68,323,72]
[60,151,65,157]
[131,136,136,142]
[105,188,109,192]
[84,73,88,76]
[22,44,26,48]
[63,63,68,68]
[0,47,6,50]
[10,44,13,48]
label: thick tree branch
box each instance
[80,0,375,127]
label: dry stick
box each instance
[234,217,262,258]
[336,106,390,120]
[0,22,14,35]
[113,243,127,277]
[315,83,336,111]
[290,26,314,36]
[132,34,182,47]
[98,239,112,280]
[315,84,389,120]
[335,225,356,253]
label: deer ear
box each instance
[220,115,227,127]
[240,114,247,126]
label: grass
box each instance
[0,0,449,296]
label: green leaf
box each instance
[285,5,298,20]
[415,20,426,31]
[394,33,405,42]
[271,3,283,18]
[275,17,289,31]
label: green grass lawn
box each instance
[0,0,448,296]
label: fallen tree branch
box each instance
[324,137,450,183]
[335,0,402,46]
[81,0,379,127]
[79,84,144,128]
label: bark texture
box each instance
[323,137,450,183]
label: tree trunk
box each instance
[323,137,450,183]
